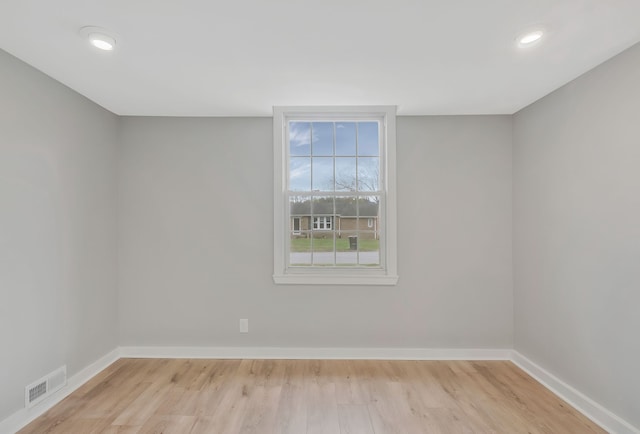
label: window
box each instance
[273,106,398,285]
[313,216,332,230]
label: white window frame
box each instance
[273,106,398,285]
[313,216,332,230]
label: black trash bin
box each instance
[348,235,358,250]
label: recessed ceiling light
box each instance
[89,34,115,51]
[80,26,118,52]
[517,30,544,47]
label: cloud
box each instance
[289,122,311,151]
[290,121,337,152]
[290,160,311,180]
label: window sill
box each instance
[273,274,399,286]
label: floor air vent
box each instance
[25,366,67,408]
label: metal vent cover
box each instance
[25,366,67,408]
[28,382,47,404]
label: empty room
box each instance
[1,0,639,433]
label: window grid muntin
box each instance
[286,118,384,270]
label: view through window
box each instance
[288,121,382,267]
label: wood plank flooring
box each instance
[19,358,606,433]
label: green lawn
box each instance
[290,237,379,252]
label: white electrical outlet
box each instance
[239,318,249,333]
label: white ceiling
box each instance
[1,0,639,116]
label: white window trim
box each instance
[273,105,398,286]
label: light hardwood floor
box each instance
[19,358,605,433]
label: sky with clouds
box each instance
[289,121,379,192]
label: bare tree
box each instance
[335,165,379,203]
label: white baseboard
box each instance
[118,346,512,360]
[0,348,120,434]
[511,351,639,434]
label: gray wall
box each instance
[117,116,514,348]
[513,43,640,427]
[0,50,119,421]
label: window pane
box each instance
[357,231,380,266]
[335,157,356,191]
[358,122,379,156]
[311,231,335,266]
[358,196,380,220]
[290,157,311,191]
[312,196,334,219]
[312,122,334,156]
[290,197,313,266]
[357,196,380,264]
[312,253,335,266]
[357,157,379,191]
[290,196,311,231]
[290,122,311,156]
[336,122,356,156]
[312,198,334,267]
[336,206,363,266]
[312,157,334,191]
[290,231,312,266]
[335,196,357,219]
[336,251,358,265]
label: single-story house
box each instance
[290,197,379,239]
